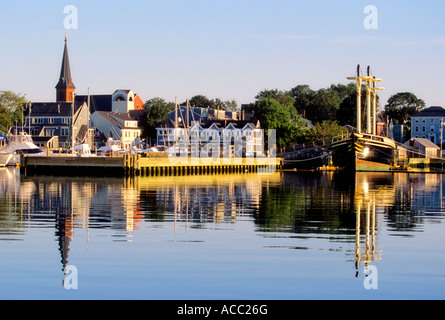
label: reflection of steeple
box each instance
[56,212,73,270]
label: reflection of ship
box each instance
[352,173,397,277]
[354,189,381,277]
[331,65,397,172]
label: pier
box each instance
[20,154,283,177]
[393,157,445,172]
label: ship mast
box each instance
[371,78,384,135]
[347,65,382,134]
[366,67,372,134]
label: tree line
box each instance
[141,85,425,148]
[0,86,426,148]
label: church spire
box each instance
[56,34,75,102]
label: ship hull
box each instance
[282,154,328,170]
[281,147,328,170]
[331,133,396,172]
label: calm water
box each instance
[0,167,444,300]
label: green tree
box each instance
[384,92,425,125]
[188,95,214,109]
[253,98,308,148]
[0,91,29,132]
[222,99,238,112]
[255,89,295,108]
[143,97,174,140]
[290,85,343,123]
[336,86,371,127]
[305,120,347,145]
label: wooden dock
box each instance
[20,154,283,177]
[392,158,445,172]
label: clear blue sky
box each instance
[1,0,445,109]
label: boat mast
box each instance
[371,79,384,136]
[366,66,372,134]
[71,95,75,150]
[87,87,90,146]
[347,65,382,134]
[347,65,364,133]
[175,97,178,129]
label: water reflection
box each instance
[0,167,444,284]
[255,171,444,276]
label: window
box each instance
[422,126,426,132]
[114,95,126,101]
[415,127,419,132]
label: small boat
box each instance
[97,138,126,156]
[73,144,96,157]
[0,132,45,166]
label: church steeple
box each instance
[56,34,75,102]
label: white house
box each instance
[91,111,142,150]
[112,90,135,113]
[156,119,264,158]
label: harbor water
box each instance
[0,167,444,299]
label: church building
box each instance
[24,35,91,150]
[23,35,146,151]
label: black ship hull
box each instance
[282,147,328,170]
[330,133,396,172]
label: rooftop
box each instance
[411,106,445,118]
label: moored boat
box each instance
[331,132,396,171]
[0,132,45,166]
[330,65,396,172]
[281,146,329,170]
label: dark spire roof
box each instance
[55,35,75,90]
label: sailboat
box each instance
[330,66,397,171]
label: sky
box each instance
[1,0,445,110]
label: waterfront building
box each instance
[411,106,445,147]
[156,118,264,157]
[83,89,146,149]
[76,89,145,114]
[90,111,142,150]
[25,100,90,149]
[402,137,441,158]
